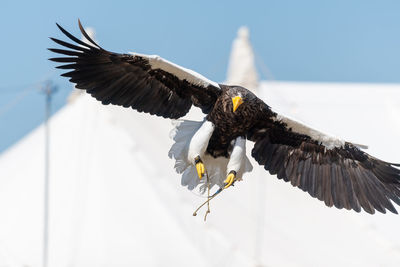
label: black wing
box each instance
[248,102,400,214]
[49,20,221,119]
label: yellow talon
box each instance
[195,162,205,180]
[224,171,236,189]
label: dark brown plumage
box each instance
[49,21,220,119]
[49,20,400,215]
[246,104,400,214]
[206,85,263,157]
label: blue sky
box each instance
[1,0,400,153]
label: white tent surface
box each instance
[1,81,400,267]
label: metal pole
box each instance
[254,174,267,267]
[42,82,57,267]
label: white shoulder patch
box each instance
[129,52,220,89]
[273,112,345,150]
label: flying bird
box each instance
[49,20,400,215]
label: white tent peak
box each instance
[237,26,249,39]
[226,26,259,92]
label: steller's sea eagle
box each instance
[49,20,400,215]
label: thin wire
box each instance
[0,70,60,117]
[0,84,36,118]
[253,48,275,81]
[0,80,46,94]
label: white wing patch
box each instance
[129,53,221,89]
[273,112,346,150]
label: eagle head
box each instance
[232,96,243,112]
[226,86,251,113]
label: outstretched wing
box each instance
[49,20,221,119]
[247,102,400,214]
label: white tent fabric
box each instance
[226,26,259,91]
[1,81,400,267]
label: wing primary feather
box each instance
[292,158,304,188]
[254,140,269,166]
[48,48,82,57]
[277,151,288,181]
[315,163,324,201]
[308,163,318,198]
[252,138,269,164]
[264,144,278,170]
[56,64,77,69]
[269,146,286,175]
[56,23,93,49]
[78,19,101,48]
[278,152,291,181]
[362,169,397,213]
[49,57,78,63]
[358,169,386,213]
[383,184,400,206]
[350,166,375,214]
[322,164,333,207]
[284,152,296,183]
[300,157,312,192]
[330,163,343,209]
[335,163,350,210]
[277,164,287,180]
[342,165,361,212]
[391,186,400,202]
[50,37,90,52]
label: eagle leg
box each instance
[224,136,247,189]
[224,170,237,188]
[187,120,214,180]
[194,156,205,179]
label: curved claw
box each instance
[195,162,205,180]
[224,171,236,189]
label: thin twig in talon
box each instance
[193,187,224,217]
[204,210,210,221]
[204,170,211,221]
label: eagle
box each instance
[49,20,400,215]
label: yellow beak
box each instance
[232,96,243,112]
